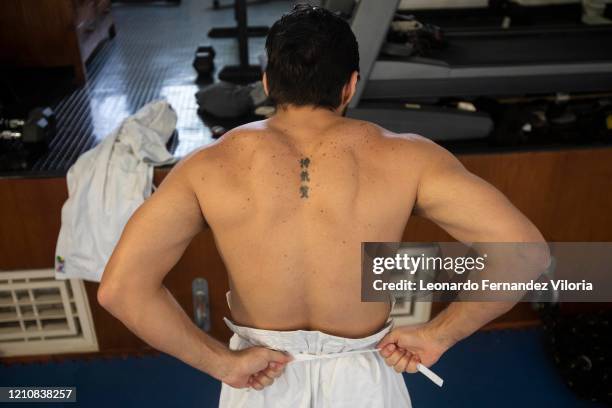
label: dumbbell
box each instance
[193,45,216,77]
[0,107,56,133]
[0,107,56,148]
[211,125,226,139]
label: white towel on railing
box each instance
[55,100,178,281]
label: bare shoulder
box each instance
[173,120,269,174]
[378,126,444,157]
[342,118,460,170]
[340,118,429,146]
[397,132,460,167]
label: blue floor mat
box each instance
[0,328,605,407]
[403,328,604,408]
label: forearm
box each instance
[426,301,515,348]
[98,284,231,380]
[424,242,550,347]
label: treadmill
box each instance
[345,0,612,140]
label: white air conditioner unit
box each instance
[0,269,98,357]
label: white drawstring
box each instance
[291,348,380,362]
[291,348,444,387]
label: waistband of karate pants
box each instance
[223,291,395,355]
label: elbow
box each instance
[98,268,154,318]
[534,242,552,274]
[526,242,551,275]
[500,224,551,276]
[519,240,552,277]
[523,227,551,272]
[97,283,117,312]
[97,274,124,314]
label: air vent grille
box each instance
[0,269,98,357]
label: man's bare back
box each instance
[98,6,547,398]
[99,107,545,391]
[191,114,427,337]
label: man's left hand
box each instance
[377,324,453,373]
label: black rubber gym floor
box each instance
[0,0,292,177]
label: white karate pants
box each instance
[218,315,412,407]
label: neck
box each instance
[271,104,343,127]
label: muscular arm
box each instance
[414,144,542,243]
[413,143,549,344]
[98,155,290,387]
[97,157,231,376]
[379,141,550,372]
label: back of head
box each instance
[265,4,360,110]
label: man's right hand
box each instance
[221,347,293,390]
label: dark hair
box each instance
[265,4,359,110]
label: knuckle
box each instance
[389,352,402,361]
[268,369,282,378]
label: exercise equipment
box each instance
[383,14,446,58]
[349,103,493,141]
[112,0,180,3]
[344,0,612,140]
[208,0,268,83]
[212,0,271,10]
[0,106,56,132]
[485,95,612,145]
[0,106,56,148]
[193,45,216,77]
[211,125,227,138]
[195,80,268,118]
[540,305,612,405]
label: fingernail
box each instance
[270,362,278,369]
[387,344,396,351]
